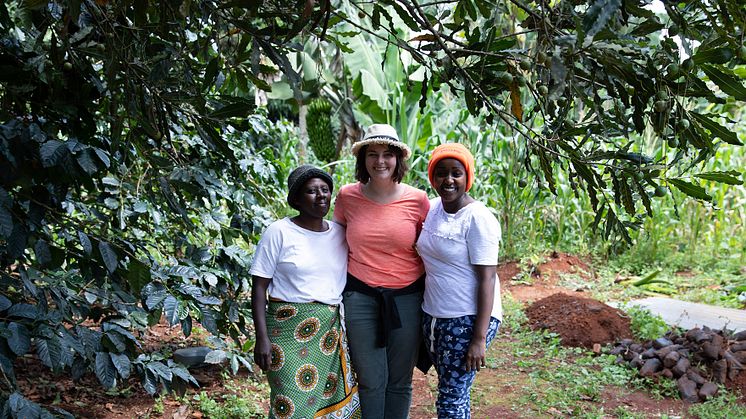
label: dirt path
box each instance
[407,252,691,418]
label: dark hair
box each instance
[354,144,409,183]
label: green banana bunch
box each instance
[307,98,336,163]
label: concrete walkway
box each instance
[626,297,746,333]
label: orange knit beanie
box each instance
[427,143,475,192]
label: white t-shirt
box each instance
[249,218,348,305]
[417,199,502,321]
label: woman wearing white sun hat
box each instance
[333,124,430,418]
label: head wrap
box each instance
[427,143,475,192]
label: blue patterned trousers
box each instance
[422,313,499,419]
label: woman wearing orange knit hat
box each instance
[417,143,502,419]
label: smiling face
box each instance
[291,177,332,219]
[364,143,398,182]
[432,158,469,211]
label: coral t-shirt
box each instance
[333,182,429,289]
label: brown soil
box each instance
[525,293,633,348]
[727,364,746,403]
[14,320,268,418]
[502,252,593,303]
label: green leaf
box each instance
[209,101,255,119]
[143,369,158,395]
[36,337,62,369]
[127,259,151,296]
[0,294,10,311]
[692,48,734,65]
[76,149,98,175]
[7,303,37,319]
[145,288,167,310]
[384,0,419,31]
[0,205,12,238]
[205,349,227,364]
[39,140,68,168]
[147,361,173,381]
[693,171,743,185]
[668,179,712,201]
[8,322,31,356]
[95,352,117,389]
[701,65,746,100]
[78,231,92,255]
[163,296,180,326]
[98,241,118,273]
[689,112,743,145]
[110,353,131,379]
[202,57,219,91]
[34,239,52,266]
[583,0,623,40]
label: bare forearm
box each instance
[472,265,496,342]
[251,276,270,339]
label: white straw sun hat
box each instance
[350,123,412,159]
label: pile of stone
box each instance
[609,327,746,402]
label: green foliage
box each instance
[194,391,266,419]
[343,0,746,243]
[688,391,746,419]
[622,304,671,341]
[0,0,315,412]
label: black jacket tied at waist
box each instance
[344,273,424,348]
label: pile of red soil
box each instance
[526,293,633,348]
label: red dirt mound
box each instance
[526,293,633,348]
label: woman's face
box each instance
[293,177,331,218]
[365,144,398,182]
[432,158,468,205]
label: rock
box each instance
[672,357,690,378]
[173,346,212,368]
[630,357,644,369]
[687,369,706,385]
[732,350,746,364]
[639,358,662,377]
[730,342,746,352]
[620,338,634,347]
[629,343,643,353]
[609,345,625,355]
[724,351,743,381]
[641,347,657,359]
[663,351,681,369]
[711,333,725,349]
[655,344,680,359]
[685,327,702,341]
[734,330,746,341]
[661,368,674,379]
[677,376,699,402]
[623,350,638,361]
[698,382,718,401]
[592,343,602,354]
[653,337,674,349]
[712,359,727,383]
[688,328,711,343]
[702,341,721,360]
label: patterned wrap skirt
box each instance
[266,300,360,418]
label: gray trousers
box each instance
[343,290,423,419]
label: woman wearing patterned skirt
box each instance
[251,165,360,418]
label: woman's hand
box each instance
[465,337,487,372]
[254,335,272,371]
